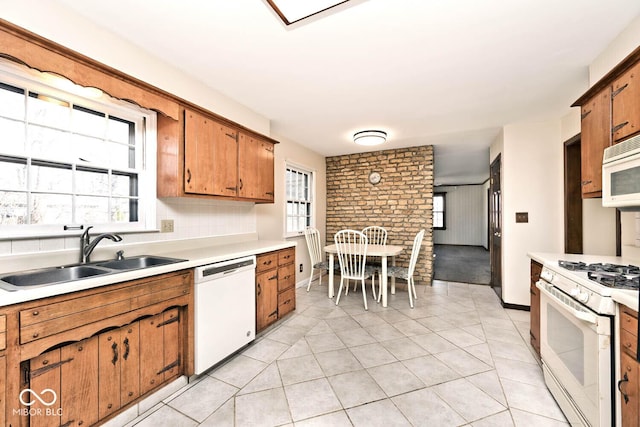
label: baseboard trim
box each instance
[501,301,530,311]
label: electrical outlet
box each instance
[299,263,303,273]
[161,219,174,232]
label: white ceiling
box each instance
[53,0,640,185]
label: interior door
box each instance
[489,155,502,300]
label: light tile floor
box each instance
[125,280,569,426]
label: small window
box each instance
[285,163,314,237]
[0,61,156,238]
[433,192,446,230]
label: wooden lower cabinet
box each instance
[3,270,193,426]
[256,248,296,332]
[25,308,182,427]
[619,306,640,427]
[530,260,542,357]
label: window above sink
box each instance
[0,59,158,239]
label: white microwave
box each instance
[603,133,640,210]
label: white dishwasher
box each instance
[194,255,256,375]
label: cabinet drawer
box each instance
[278,287,295,318]
[278,263,295,292]
[621,307,639,335]
[622,327,638,359]
[20,271,191,345]
[257,252,278,273]
[278,248,295,266]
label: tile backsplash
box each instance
[1,198,257,256]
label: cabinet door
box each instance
[580,88,611,197]
[120,323,140,407]
[30,349,63,427]
[139,309,181,395]
[98,329,122,419]
[184,109,216,195]
[211,123,239,197]
[139,313,165,395]
[60,337,99,427]
[613,61,640,142]
[161,308,181,381]
[256,270,278,331]
[620,351,639,427]
[97,323,140,419]
[238,133,274,201]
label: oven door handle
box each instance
[535,281,598,325]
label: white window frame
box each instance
[0,60,156,239]
[284,160,316,238]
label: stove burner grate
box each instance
[558,260,640,289]
[586,271,640,290]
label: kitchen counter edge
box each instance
[0,239,296,307]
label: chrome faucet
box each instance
[79,226,123,264]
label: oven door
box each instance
[536,280,612,427]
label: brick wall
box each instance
[325,145,434,285]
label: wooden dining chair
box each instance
[362,226,387,300]
[304,226,330,291]
[379,229,425,308]
[334,229,376,310]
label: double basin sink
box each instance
[0,255,187,291]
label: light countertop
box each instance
[528,252,639,312]
[0,237,296,307]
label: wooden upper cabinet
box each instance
[158,107,277,203]
[612,61,640,143]
[580,88,611,198]
[184,109,239,197]
[239,133,275,202]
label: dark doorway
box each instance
[564,134,583,254]
[489,155,502,300]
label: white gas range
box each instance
[530,252,639,427]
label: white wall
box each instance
[493,122,565,306]
[0,2,326,265]
[434,185,487,247]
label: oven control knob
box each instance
[570,287,580,298]
[577,292,590,303]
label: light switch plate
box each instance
[515,212,528,223]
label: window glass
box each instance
[31,193,73,224]
[27,92,70,128]
[0,82,25,119]
[285,164,314,236]
[0,191,27,225]
[30,161,73,193]
[433,192,446,230]
[0,61,155,236]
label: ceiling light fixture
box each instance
[353,130,387,146]
[265,0,351,25]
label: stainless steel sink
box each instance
[96,255,186,270]
[0,255,186,291]
[1,265,111,289]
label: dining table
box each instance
[323,243,404,308]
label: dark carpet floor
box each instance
[433,244,491,285]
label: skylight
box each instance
[265,0,351,25]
